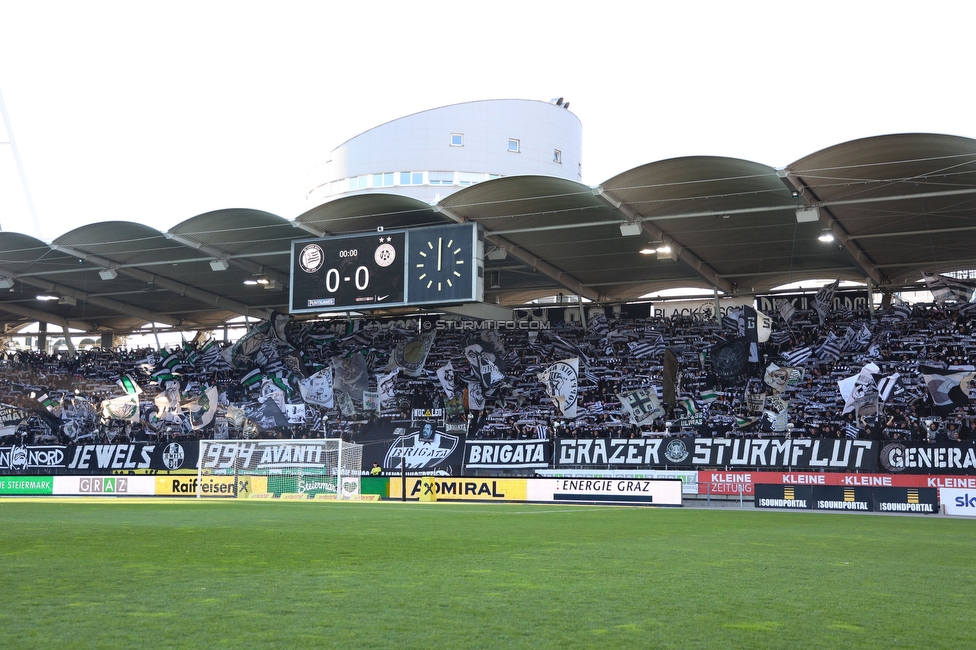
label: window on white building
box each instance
[508,138,520,153]
[399,171,424,185]
[372,172,395,187]
[553,149,562,164]
[429,171,454,186]
[459,172,485,186]
[451,133,463,146]
[348,175,370,191]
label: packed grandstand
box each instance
[3,280,976,480]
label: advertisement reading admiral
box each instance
[556,438,877,471]
[0,442,199,475]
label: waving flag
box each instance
[538,358,579,418]
[922,272,976,303]
[617,388,665,425]
[814,280,839,324]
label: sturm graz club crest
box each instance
[383,423,458,474]
[161,443,185,470]
[299,243,324,273]
[664,438,690,463]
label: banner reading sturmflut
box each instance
[555,438,877,471]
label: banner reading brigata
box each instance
[464,439,550,469]
[556,438,877,471]
[0,442,199,475]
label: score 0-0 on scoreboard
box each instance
[289,223,484,314]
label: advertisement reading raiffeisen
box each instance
[155,475,258,497]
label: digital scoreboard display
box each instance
[290,224,482,314]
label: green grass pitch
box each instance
[1,500,973,649]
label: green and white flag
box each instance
[100,394,140,423]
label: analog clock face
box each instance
[414,235,465,293]
[406,224,476,303]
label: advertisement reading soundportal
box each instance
[754,484,938,513]
[0,442,198,475]
[556,438,877,471]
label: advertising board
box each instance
[0,476,53,495]
[53,476,155,496]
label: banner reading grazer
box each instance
[556,438,877,471]
[0,442,199,475]
[464,439,550,469]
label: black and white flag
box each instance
[627,333,665,359]
[616,388,665,426]
[782,346,813,367]
[775,299,795,324]
[814,280,839,324]
[922,272,976,304]
[538,358,579,419]
[816,332,843,362]
[436,362,457,400]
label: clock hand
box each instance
[437,237,442,272]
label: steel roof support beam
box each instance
[778,172,889,286]
[14,275,182,327]
[0,302,96,332]
[163,232,288,287]
[593,187,736,295]
[49,244,270,321]
[432,205,602,302]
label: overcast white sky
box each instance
[0,1,973,242]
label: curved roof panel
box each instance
[2,132,975,338]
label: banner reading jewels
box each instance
[0,442,199,475]
[555,438,878,471]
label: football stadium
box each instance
[3,99,976,648]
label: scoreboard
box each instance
[289,223,483,314]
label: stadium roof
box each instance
[1,133,975,336]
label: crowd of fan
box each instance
[1,300,974,446]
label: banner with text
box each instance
[754,484,938,513]
[555,438,877,471]
[464,439,551,469]
[0,442,199,475]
